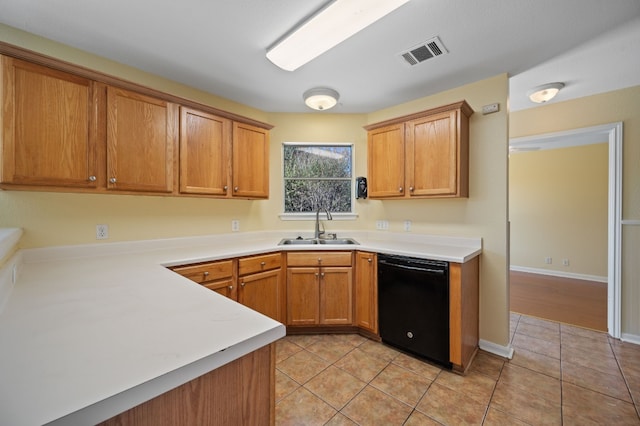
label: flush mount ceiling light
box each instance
[527,82,565,103]
[304,88,340,111]
[266,0,411,71]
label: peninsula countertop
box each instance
[0,230,481,425]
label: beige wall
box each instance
[509,143,608,277]
[0,26,510,346]
[510,85,640,337]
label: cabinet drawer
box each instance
[238,253,282,276]
[172,260,234,283]
[287,251,352,267]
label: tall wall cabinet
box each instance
[0,50,272,199]
[365,101,473,199]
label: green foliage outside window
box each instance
[283,144,353,213]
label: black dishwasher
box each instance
[378,253,451,368]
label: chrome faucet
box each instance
[314,207,333,239]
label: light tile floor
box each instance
[275,313,640,425]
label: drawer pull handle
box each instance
[88,175,97,182]
[228,285,233,290]
[317,258,322,263]
[224,185,228,190]
[109,177,117,184]
[260,261,266,266]
[203,271,209,277]
[398,186,403,193]
[315,273,319,277]
[234,186,239,192]
[367,258,372,263]
[241,281,245,287]
[320,272,325,277]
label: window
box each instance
[283,143,353,214]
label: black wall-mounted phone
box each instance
[356,177,367,199]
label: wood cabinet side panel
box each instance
[98,344,274,426]
[449,257,479,369]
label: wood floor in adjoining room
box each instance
[510,270,607,332]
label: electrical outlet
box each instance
[231,220,240,232]
[562,259,570,266]
[376,220,389,230]
[544,257,552,264]
[96,224,109,240]
[404,220,412,231]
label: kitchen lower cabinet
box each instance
[170,259,237,301]
[238,253,284,322]
[286,251,353,327]
[354,251,377,334]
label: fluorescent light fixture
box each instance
[267,0,411,71]
[303,87,340,110]
[527,82,565,103]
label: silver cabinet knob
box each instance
[367,258,372,263]
[399,187,403,192]
[315,273,319,277]
[203,271,209,277]
[234,186,239,192]
[317,258,322,263]
[223,185,228,190]
[260,261,266,266]
[409,186,414,192]
[240,281,245,287]
[109,177,117,184]
[228,285,233,290]
[88,175,97,182]
[320,272,325,277]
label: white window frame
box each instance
[279,142,358,221]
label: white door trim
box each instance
[509,122,623,338]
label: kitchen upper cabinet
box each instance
[1,56,100,188]
[286,251,353,327]
[366,124,405,198]
[232,122,269,199]
[106,87,178,193]
[237,253,284,322]
[366,101,473,199]
[354,251,377,334]
[170,259,237,301]
[179,107,231,196]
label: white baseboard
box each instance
[621,333,640,346]
[510,265,607,283]
[479,339,514,359]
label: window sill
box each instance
[278,213,359,221]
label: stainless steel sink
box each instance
[278,237,359,246]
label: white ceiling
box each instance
[1,0,639,113]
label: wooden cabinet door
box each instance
[406,110,458,197]
[179,107,231,196]
[286,268,319,325]
[367,123,405,198]
[354,251,377,333]
[232,122,269,199]
[320,267,353,325]
[204,278,237,301]
[106,86,177,193]
[238,269,282,322]
[1,56,99,188]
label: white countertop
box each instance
[0,230,481,426]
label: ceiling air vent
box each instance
[400,36,448,66]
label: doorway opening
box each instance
[509,122,623,338]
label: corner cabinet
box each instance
[365,101,473,199]
[237,253,284,323]
[1,56,100,188]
